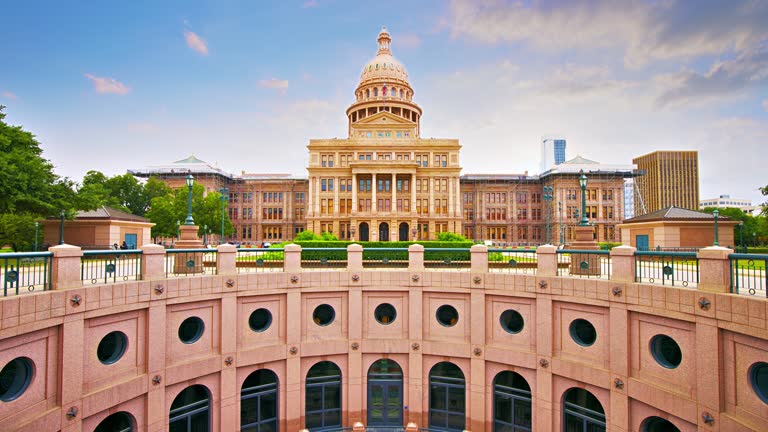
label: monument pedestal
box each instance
[569,225,601,276]
[173,225,205,274]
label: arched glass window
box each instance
[374,88,379,97]
[429,362,465,431]
[95,411,134,432]
[563,388,605,432]
[306,361,342,431]
[169,385,210,432]
[391,88,396,97]
[368,359,403,426]
[493,371,532,431]
[241,370,279,431]
[382,86,388,96]
[399,89,403,98]
[366,89,370,98]
[642,416,680,432]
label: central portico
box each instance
[306,27,462,240]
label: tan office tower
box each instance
[633,150,699,215]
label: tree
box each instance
[437,232,468,242]
[294,230,321,241]
[76,171,169,216]
[145,184,233,240]
[701,207,766,247]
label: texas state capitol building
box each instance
[133,28,634,244]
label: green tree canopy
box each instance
[145,184,233,240]
[701,207,767,247]
[76,171,170,216]
[437,232,468,242]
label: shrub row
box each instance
[292,240,474,261]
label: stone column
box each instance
[347,243,363,272]
[141,244,166,280]
[50,244,83,290]
[314,177,321,215]
[429,177,435,215]
[352,173,358,215]
[411,174,417,216]
[392,173,397,214]
[448,176,454,217]
[456,177,462,216]
[408,244,424,271]
[372,173,378,213]
[536,244,557,276]
[697,246,733,293]
[216,243,237,275]
[284,244,302,273]
[609,245,636,283]
[334,176,340,213]
[470,244,488,273]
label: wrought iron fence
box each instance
[556,250,611,279]
[423,248,471,271]
[635,251,698,287]
[236,248,284,273]
[301,248,348,270]
[81,250,142,284]
[729,253,768,297]
[363,248,409,269]
[1,252,52,296]
[488,248,538,274]
[165,249,218,277]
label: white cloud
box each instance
[396,33,422,50]
[446,0,768,67]
[258,78,290,94]
[763,99,768,111]
[184,31,209,55]
[84,74,130,95]
[302,0,318,8]
[1,91,17,100]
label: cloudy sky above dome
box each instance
[1,0,767,202]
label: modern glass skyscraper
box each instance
[540,137,567,173]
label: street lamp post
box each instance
[34,221,39,251]
[219,187,229,244]
[712,209,720,246]
[578,170,589,226]
[203,224,208,246]
[738,221,744,252]
[58,210,65,245]
[184,174,195,225]
[176,220,180,240]
[558,202,564,245]
[543,186,553,244]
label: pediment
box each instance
[354,111,415,126]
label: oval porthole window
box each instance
[374,303,397,325]
[650,334,682,369]
[749,361,768,404]
[436,305,459,327]
[178,316,205,344]
[500,309,524,334]
[569,318,597,347]
[313,304,335,326]
[249,308,272,332]
[0,357,34,402]
[642,416,681,432]
[97,331,128,365]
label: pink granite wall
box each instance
[0,267,766,431]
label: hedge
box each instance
[598,242,623,250]
[288,241,474,261]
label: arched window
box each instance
[95,411,134,432]
[382,86,388,96]
[399,89,403,98]
[169,385,210,432]
[642,416,680,432]
[241,370,279,431]
[373,88,379,97]
[366,89,370,98]
[563,388,605,432]
[367,359,403,426]
[306,361,342,431]
[391,88,396,97]
[429,362,465,431]
[493,371,532,431]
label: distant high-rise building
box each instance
[540,137,566,173]
[624,179,635,219]
[632,150,699,215]
[700,195,759,215]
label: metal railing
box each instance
[729,253,768,297]
[81,250,142,285]
[423,248,471,271]
[2,252,52,296]
[236,248,284,273]
[165,249,218,277]
[556,249,611,279]
[635,251,698,287]
[363,248,409,269]
[301,248,348,270]
[488,248,537,274]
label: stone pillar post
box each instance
[284,244,302,273]
[140,244,166,280]
[352,173,358,215]
[697,246,733,293]
[49,244,83,290]
[609,245,636,283]
[409,244,424,271]
[347,243,363,272]
[536,244,557,277]
[372,173,378,213]
[352,422,365,431]
[405,423,419,432]
[470,244,488,273]
[216,243,237,275]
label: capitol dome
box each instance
[359,27,409,86]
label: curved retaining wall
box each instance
[1,266,767,431]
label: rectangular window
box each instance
[328,178,334,191]
[321,179,327,192]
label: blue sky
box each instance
[1,0,767,203]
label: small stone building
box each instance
[42,206,153,249]
[618,206,737,250]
